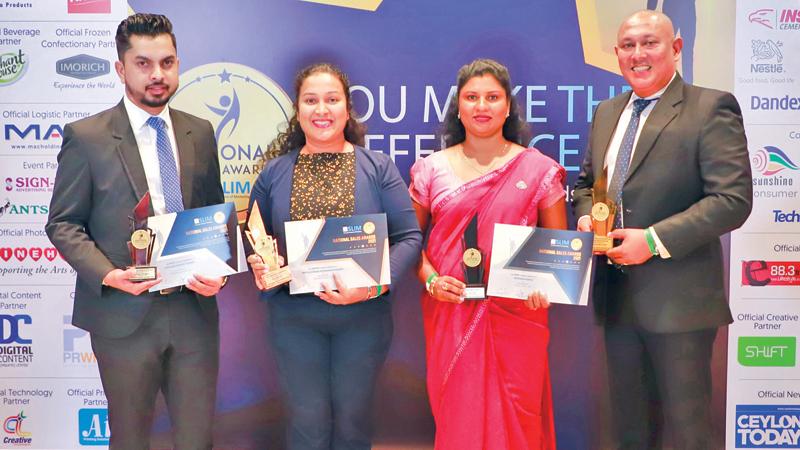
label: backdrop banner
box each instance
[1,1,770,449]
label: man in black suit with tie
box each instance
[573,10,752,449]
[46,14,225,449]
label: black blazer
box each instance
[46,100,224,338]
[573,75,753,333]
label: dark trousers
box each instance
[269,295,393,450]
[91,292,219,450]
[605,323,717,450]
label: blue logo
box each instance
[774,209,800,223]
[56,54,110,80]
[736,405,800,448]
[751,96,800,111]
[0,314,31,344]
[78,409,109,445]
[4,123,63,141]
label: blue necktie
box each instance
[146,116,184,213]
[608,98,654,229]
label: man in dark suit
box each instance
[46,14,225,449]
[573,10,752,449]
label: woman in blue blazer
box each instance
[247,63,422,450]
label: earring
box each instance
[506,112,510,118]
[457,112,461,119]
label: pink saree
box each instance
[410,148,565,450]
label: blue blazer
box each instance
[249,146,422,301]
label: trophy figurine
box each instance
[245,202,292,289]
[128,192,157,281]
[461,213,486,299]
[591,171,617,253]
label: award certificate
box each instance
[285,213,390,295]
[147,202,247,291]
[486,224,593,306]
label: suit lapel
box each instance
[626,75,683,181]
[112,101,151,211]
[593,92,631,180]
[170,109,196,209]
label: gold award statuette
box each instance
[246,202,292,289]
[591,172,616,253]
[127,192,157,281]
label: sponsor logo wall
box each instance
[729,2,800,448]
[3,0,767,447]
[0,0,122,448]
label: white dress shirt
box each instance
[580,74,677,258]
[123,95,182,216]
[605,74,675,258]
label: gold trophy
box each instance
[245,202,292,289]
[591,172,617,253]
[128,192,157,281]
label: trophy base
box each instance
[593,236,613,253]
[463,284,486,300]
[129,266,157,282]
[260,267,292,290]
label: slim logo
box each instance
[78,409,109,445]
[738,336,796,367]
[67,0,110,14]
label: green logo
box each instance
[0,50,28,87]
[738,336,796,367]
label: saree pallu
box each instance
[414,149,563,450]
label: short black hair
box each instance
[115,13,176,60]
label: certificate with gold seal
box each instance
[486,224,593,305]
[146,202,247,292]
[285,213,390,294]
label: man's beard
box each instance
[141,95,171,108]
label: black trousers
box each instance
[91,292,219,450]
[604,322,718,450]
[268,294,393,450]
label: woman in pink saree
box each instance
[410,59,566,450]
